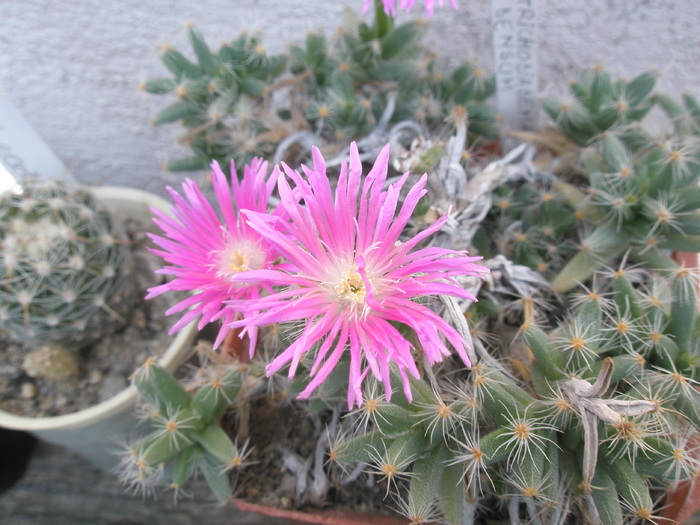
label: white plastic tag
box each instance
[0,95,68,193]
[491,0,538,148]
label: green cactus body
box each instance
[146,16,498,173]
[389,267,698,523]
[0,180,135,347]
[501,70,700,292]
[123,362,250,502]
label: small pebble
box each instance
[88,369,103,384]
[278,473,297,496]
[20,382,37,399]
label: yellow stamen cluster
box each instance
[336,271,367,304]
[228,250,250,273]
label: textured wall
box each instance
[1,0,698,193]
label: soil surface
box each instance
[0,218,182,418]
[226,394,402,518]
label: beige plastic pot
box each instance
[0,186,198,470]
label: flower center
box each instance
[335,271,366,304]
[228,250,250,273]
[214,240,264,281]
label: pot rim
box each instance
[232,498,408,525]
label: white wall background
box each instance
[1,0,699,194]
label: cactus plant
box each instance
[541,66,658,150]
[473,69,700,293]
[143,28,288,172]
[0,180,135,359]
[142,5,498,174]
[123,92,700,523]
[118,357,252,501]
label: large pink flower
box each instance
[230,143,487,407]
[147,159,279,355]
[363,0,458,17]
